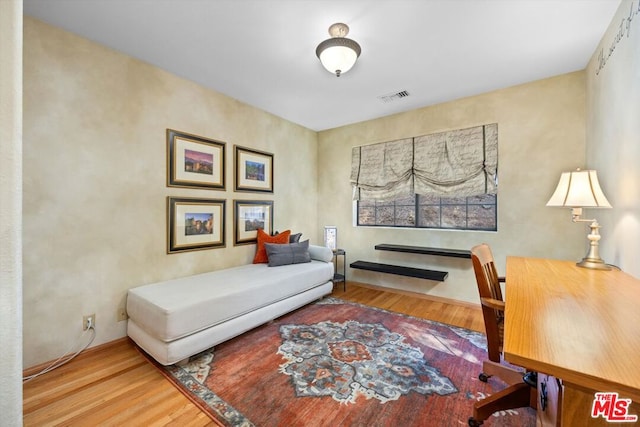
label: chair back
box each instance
[471,243,505,363]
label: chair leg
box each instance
[471,382,532,424]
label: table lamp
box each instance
[546,169,612,270]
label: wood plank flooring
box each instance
[23,282,483,426]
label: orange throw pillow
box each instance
[253,229,291,264]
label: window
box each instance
[351,123,498,231]
[357,194,497,230]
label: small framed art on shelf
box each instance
[324,226,337,251]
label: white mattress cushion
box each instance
[127,260,333,342]
[127,281,333,365]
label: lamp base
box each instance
[574,219,611,270]
[576,257,611,270]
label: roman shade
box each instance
[350,137,414,201]
[350,124,498,201]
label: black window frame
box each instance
[356,194,497,231]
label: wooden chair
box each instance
[468,244,537,426]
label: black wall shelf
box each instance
[374,244,471,259]
[350,243,471,283]
[350,261,448,282]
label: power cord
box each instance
[23,323,96,383]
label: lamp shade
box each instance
[546,169,611,208]
[316,23,361,77]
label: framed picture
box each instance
[167,129,226,190]
[233,200,274,245]
[234,145,273,193]
[167,197,226,253]
[324,226,337,250]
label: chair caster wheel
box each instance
[523,371,538,388]
[478,372,489,382]
[468,416,483,426]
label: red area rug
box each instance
[150,298,535,426]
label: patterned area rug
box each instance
[151,298,535,426]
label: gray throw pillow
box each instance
[271,231,302,243]
[264,240,311,267]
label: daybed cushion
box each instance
[308,244,333,262]
[127,254,332,342]
[127,280,333,365]
[264,240,311,267]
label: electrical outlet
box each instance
[83,314,95,330]
[117,307,128,322]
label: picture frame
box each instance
[234,145,274,193]
[167,197,226,253]
[233,200,274,245]
[324,226,337,251]
[167,129,226,190]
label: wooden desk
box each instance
[505,257,640,425]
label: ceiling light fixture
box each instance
[316,23,361,77]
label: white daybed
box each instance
[126,244,334,365]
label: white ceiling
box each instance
[24,0,619,131]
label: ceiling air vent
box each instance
[377,90,410,104]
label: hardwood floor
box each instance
[335,281,484,332]
[23,282,483,426]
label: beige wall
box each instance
[22,18,320,368]
[586,0,640,277]
[1,0,23,422]
[318,72,587,303]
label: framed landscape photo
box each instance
[233,200,273,245]
[167,197,226,253]
[167,129,226,190]
[234,145,273,193]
